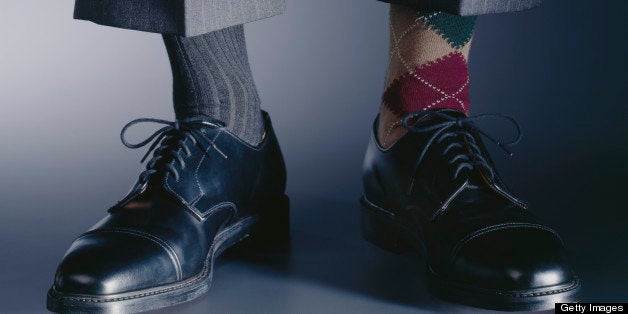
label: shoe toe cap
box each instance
[450,226,576,291]
[54,230,180,295]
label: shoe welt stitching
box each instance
[51,217,254,303]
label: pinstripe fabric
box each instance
[74,0,537,37]
[184,0,284,37]
[378,0,542,16]
[74,0,285,37]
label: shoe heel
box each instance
[256,194,290,248]
[231,194,290,254]
[361,197,412,254]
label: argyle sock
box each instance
[163,25,263,146]
[378,4,476,148]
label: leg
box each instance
[379,4,475,148]
[48,1,289,313]
[361,1,580,311]
[163,25,264,145]
[378,0,541,148]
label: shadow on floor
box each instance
[212,195,547,313]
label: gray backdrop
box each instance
[0,0,626,313]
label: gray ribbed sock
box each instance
[163,25,263,145]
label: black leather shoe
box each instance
[361,109,580,311]
[47,111,289,313]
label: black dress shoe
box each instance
[47,111,289,313]
[361,109,580,311]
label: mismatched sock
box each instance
[163,25,264,146]
[378,5,476,148]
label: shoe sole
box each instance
[47,194,290,314]
[360,196,581,312]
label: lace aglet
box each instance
[140,152,151,163]
[213,145,228,159]
[497,142,514,157]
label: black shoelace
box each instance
[402,111,522,195]
[120,118,228,183]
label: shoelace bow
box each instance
[402,111,522,195]
[120,118,228,182]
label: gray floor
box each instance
[0,0,627,313]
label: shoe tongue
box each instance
[418,109,496,196]
[443,183,494,213]
[413,108,467,126]
[433,108,467,117]
[177,114,225,127]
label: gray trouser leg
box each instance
[74,0,285,37]
[377,0,542,16]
